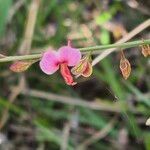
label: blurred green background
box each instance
[0,0,150,150]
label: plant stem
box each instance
[79,39,150,52]
[0,39,150,63]
[0,54,42,63]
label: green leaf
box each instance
[144,133,150,150]
[100,29,110,45]
[0,0,12,37]
[96,12,112,25]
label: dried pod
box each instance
[71,54,93,78]
[119,51,131,80]
[10,60,37,73]
[140,45,150,57]
[145,44,150,55]
[81,61,93,77]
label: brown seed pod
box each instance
[71,54,93,78]
[112,25,127,40]
[10,60,37,73]
[119,51,131,80]
[140,45,150,57]
[146,45,150,55]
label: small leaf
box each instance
[146,117,150,126]
[100,29,110,45]
[10,60,37,73]
[96,12,112,25]
[120,51,131,80]
[0,0,12,37]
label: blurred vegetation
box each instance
[0,0,150,150]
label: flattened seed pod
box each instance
[119,51,131,80]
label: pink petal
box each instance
[39,50,59,75]
[60,63,77,86]
[58,46,81,66]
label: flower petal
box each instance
[58,46,81,66]
[39,50,59,75]
[60,63,77,86]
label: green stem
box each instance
[0,39,150,63]
[0,54,42,62]
[79,39,150,51]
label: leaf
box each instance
[144,133,150,150]
[95,3,122,26]
[0,0,12,37]
[96,11,112,25]
[100,29,110,45]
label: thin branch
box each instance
[0,53,42,62]
[19,0,40,55]
[0,0,40,130]
[61,121,71,150]
[21,88,120,112]
[21,88,145,114]
[0,39,150,63]
[77,116,117,150]
[79,39,150,52]
[92,19,150,66]
[8,0,25,23]
[0,76,25,129]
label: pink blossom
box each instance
[39,41,81,85]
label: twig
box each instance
[0,0,40,130]
[77,116,117,150]
[19,0,40,55]
[79,39,150,52]
[0,53,42,62]
[61,122,71,150]
[0,39,150,62]
[21,88,145,114]
[8,0,25,23]
[0,76,25,129]
[92,19,150,66]
[21,88,121,112]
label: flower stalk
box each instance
[0,39,150,63]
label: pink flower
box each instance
[39,41,81,85]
